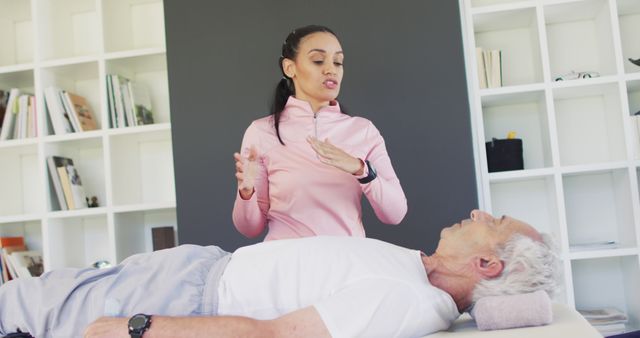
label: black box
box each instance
[485,138,523,172]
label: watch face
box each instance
[130,315,148,329]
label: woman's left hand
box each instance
[307,137,364,175]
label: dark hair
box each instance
[271,25,345,145]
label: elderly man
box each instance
[0,210,558,338]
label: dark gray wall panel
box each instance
[165,0,478,253]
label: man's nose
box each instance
[470,209,493,222]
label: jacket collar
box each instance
[282,96,342,117]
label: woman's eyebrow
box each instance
[307,49,344,55]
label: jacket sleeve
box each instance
[360,122,407,224]
[232,122,270,238]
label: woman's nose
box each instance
[470,209,493,222]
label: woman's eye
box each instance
[312,60,324,65]
[334,62,343,66]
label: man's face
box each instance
[435,210,542,260]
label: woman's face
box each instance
[283,32,344,108]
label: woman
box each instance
[233,25,407,240]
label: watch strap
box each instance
[357,160,377,184]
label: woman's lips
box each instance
[323,79,338,89]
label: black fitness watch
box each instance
[358,160,378,184]
[128,313,152,338]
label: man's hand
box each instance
[307,137,364,175]
[234,146,259,199]
[84,317,128,338]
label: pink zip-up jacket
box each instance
[233,96,407,240]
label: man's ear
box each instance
[473,255,504,278]
[282,58,295,78]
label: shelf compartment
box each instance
[617,0,640,75]
[0,144,43,218]
[35,0,100,61]
[109,129,175,206]
[0,0,33,67]
[473,7,543,86]
[0,69,35,94]
[40,61,102,135]
[553,82,626,166]
[482,90,552,169]
[544,0,617,80]
[43,137,106,212]
[105,53,170,127]
[102,0,165,53]
[627,80,640,160]
[114,207,176,263]
[571,256,640,332]
[563,169,637,250]
[46,214,110,269]
[490,175,560,239]
[0,220,42,253]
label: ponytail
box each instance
[272,76,294,145]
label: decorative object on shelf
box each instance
[152,226,176,251]
[554,70,600,81]
[485,132,524,173]
[629,58,640,67]
[86,196,99,208]
[91,260,112,269]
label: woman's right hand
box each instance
[234,146,258,200]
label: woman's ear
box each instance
[282,58,295,79]
[473,255,504,278]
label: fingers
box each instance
[248,145,258,161]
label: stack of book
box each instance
[0,236,44,284]
[476,47,503,89]
[0,88,37,141]
[47,156,89,210]
[106,74,154,129]
[578,308,628,336]
[44,87,98,135]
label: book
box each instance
[60,91,81,132]
[476,47,487,89]
[111,75,128,128]
[64,91,98,132]
[128,81,154,125]
[0,89,8,131]
[1,245,26,282]
[65,164,88,209]
[570,241,619,252]
[44,86,73,135]
[47,156,68,210]
[57,166,75,209]
[0,88,20,140]
[578,307,628,324]
[8,250,44,278]
[107,75,117,128]
[152,226,176,251]
[48,156,89,210]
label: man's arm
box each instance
[84,306,331,338]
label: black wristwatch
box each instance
[358,160,378,184]
[128,313,152,338]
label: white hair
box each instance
[471,233,560,303]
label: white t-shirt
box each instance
[217,236,460,338]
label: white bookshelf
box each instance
[0,0,176,271]
[461,0,640,332]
